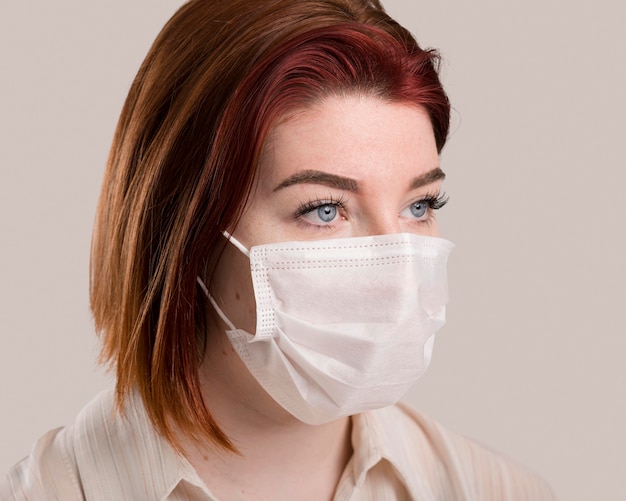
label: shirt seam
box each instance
[61,429,85,500]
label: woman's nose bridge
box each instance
[354,205,440,238]
[360,207,401,236]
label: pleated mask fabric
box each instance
[199,232,454,424]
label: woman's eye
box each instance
[401,193,448,222]
[401,200,429,220]
[317,204,338,222]
[409,201,428,219]
[302,203,338,224]
[294,196,348,228]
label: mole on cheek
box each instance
[235,292,240,300]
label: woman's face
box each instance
[236,93,444,246]
[210,94,445,334]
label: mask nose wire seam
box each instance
[196,276,238,331]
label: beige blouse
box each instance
[1,389,555,500]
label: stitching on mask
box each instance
[256,240,449,254]
[263,261,445,271]
[261,255,445,268]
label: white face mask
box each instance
[198,232,454,425]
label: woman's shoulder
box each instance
[1,420,85,500]
[1,390,116,501]
[1,389,193,501]
[367,403,557,500]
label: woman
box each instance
[1,0,555,499]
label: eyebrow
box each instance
[411,167,446,189]
[273,167,445,193]
[273,170,359,192]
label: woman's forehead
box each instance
[257,94,438,187]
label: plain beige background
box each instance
[1,1,624,499]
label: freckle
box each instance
[235,292,240,300]
[222,350,227,356]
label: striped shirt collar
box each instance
[72,389,414,500]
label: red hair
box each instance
[91,0,450,452]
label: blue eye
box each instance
[316,204,337,222]
[410,201,428,218]
[401,193,448,222]
[295,197,347,227]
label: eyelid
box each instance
[294,195,348,219]
[408,190,448,206]
[400,191,449,220]
[423,191,449,210]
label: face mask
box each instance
[198,232,454,425]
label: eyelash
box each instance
[420,191,449,212]
[294,195,349,220]
[293,192,449,228]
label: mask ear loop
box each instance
[196,276,237,331]
[196,230,250,331]
[223,230,250,258]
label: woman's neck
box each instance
[181,327,353,500]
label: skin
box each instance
[189,94,445,500]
